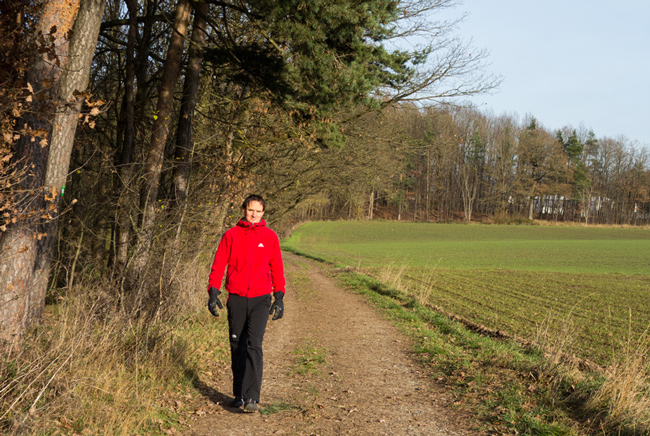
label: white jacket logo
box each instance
[258,243,264,248]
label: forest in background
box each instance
[1,0,648,352]
[299,106,650,226]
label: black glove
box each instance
[207,287,223,317]
[269,291,284,320]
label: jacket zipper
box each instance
[247,224,254,297]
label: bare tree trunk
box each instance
[114,0,139,267]
[368,190,374,220]
[458,169,477,223]
[0,0,106,345]
[39,0,105,309]
[45,0,105,193]
[0,0,80,346]
[131,0,192,278]
[172,1,208,241]
[413,190,418,221]
[425,148,430,220]
[461,179,475,223]
[42,0,106,266]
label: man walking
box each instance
[206,195,285,413]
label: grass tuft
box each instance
[260,401,298,416]
[586,326,650,433]
[293,342,328,375]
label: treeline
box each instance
[1,0,496,343]
[292,105,650,226]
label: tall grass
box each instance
[0,251,226,435]
[586,321,650,433]
[376,259,442,306]
[376,262,407,291]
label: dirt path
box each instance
[185,253,479,435]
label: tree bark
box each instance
[114,0,139,267]
[528,189,536,220]
[0,0,85,346]
[45,0,106,192]
[131,0,192,278]
[39,0,106,306]
[425,147,430,220]
[171,1,209,241]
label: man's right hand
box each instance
[208,287,223,317]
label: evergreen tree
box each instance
[558,129,589,197]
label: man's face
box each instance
[243,201,265,224]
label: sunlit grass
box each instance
[283,221,650,274]
[283,221,650,364]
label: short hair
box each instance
[242,194,265,211]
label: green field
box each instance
[283,221,650,364]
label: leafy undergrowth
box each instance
[335,271,650,436]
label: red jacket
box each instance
[208,219,285,298]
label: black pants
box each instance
[227,293,271,402]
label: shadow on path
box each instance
[185,368,244,414]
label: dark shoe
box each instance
[230,397,244,408]
[243,399,258,413]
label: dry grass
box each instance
[376,261,408,291]
[535,311,577,364]
[411,260,443,306]
[534,306,585,373]
[2,289,178,434]
[533,220,650,230]
[586,321,650,433]
[0,251,225,435]
[375,259,442,306]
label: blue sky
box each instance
[436,0,650,146]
